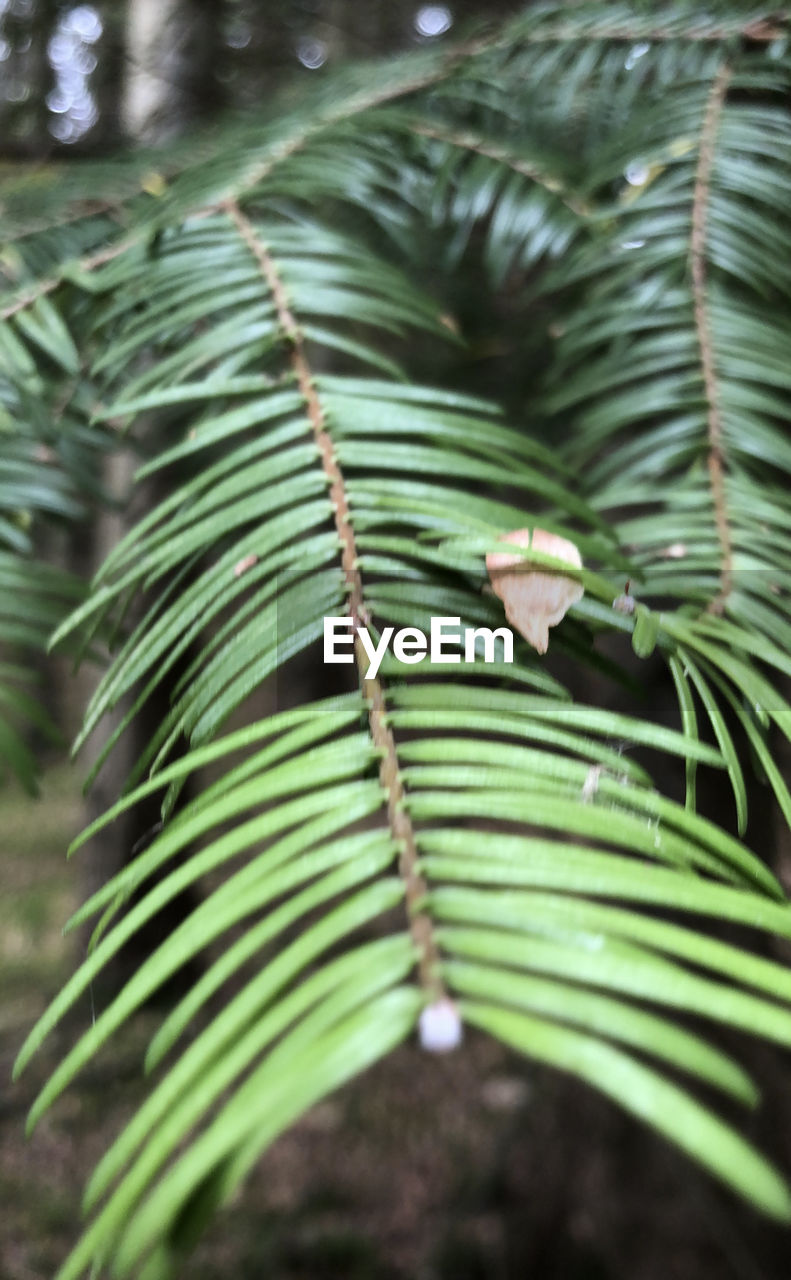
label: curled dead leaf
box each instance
[486,527,584,654]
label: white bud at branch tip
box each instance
[419,998,463,1053]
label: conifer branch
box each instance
[0,239,131,320]
[224,197,445,1002]
[522,17,785,43]
[410,123,590,216]
[691,64,733,614]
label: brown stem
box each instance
[524,19,785,42]
[224,198,444,1000]
[410,123,589,216]
[0,238,133,320]
[226,51,484,201]
[691,65,732,615]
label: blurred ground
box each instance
[2,765,791,1280]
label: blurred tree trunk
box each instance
[77,0,209,1006]
[0,0,56,157]
[123,0,180,138]
[124,0,225,140]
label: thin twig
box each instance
[224,44,494,200]
[225,198,444,1001]
[522,19,785,42]
[410,123,590,216]
[0,239,132,320]
[690,65,732,614]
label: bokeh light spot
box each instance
[296,37,327,70]
[414,5,452,38]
